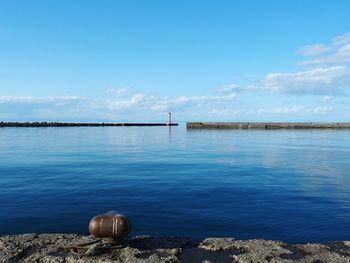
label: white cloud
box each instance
[218,84,240,93]
[210,106,333,117]
[108,92,237,113]
[321,95,333,102]
[255,106,332,115]
[108,93,153,111]
[301,33,350,66]
[259,66,350,95]
[243,74,255,78]
[210,108,232,116]
[333,33,350,46]
[0,96,82,104]
[106,87,128,95]
[299,44,330,56]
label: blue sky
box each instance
[1,0,350,122]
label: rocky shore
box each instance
[1,234,350,262]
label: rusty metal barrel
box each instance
[89,211,131,240]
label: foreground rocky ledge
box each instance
[1,234,350,263]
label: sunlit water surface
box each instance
[1,126,350,243]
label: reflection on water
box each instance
[0,126,350,243]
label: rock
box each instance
[0,234,350,262]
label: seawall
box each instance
[1,234,350,262]
[187,122,350,130]
[0,122,178,127]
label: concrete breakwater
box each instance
[0,122,178,127]
[1,234,350,262]
[187,122,350,130]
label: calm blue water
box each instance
[1,126,350,243]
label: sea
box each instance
[0,125,350,243]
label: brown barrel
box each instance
[89,212,132,240]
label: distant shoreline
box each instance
[0,122,178,127]
[2,121,350,129]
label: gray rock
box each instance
[0,234,350,262]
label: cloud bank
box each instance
[0,96,82,104]
[1,33,350,122]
